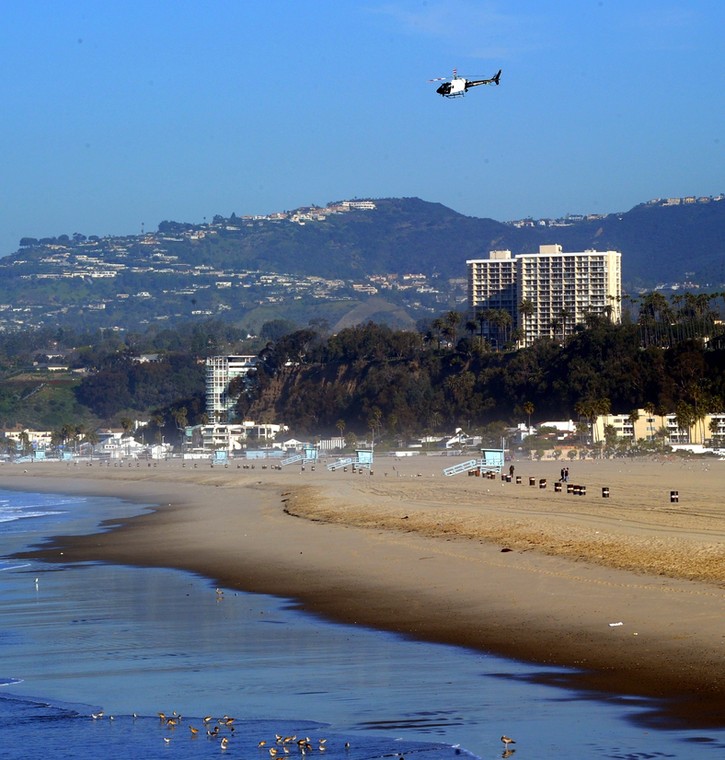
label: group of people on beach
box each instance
[559,466,569,482]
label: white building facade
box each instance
[205,355,257,423]
[467,245,622,347]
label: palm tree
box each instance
[550,318,561,342]
[465,319,477,342]
[518,299,535,346]
[431,317,446,351]
[335,418,346,447]
[445,310,462,336]
[475,310,488,348]
[627,409,640,448]
[559,307,573,339]
[522,401,535,431]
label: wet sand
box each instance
[4,455,725,727]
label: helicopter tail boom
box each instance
[465,70,502,89]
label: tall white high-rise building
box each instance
[205,355,258,423]
[467,245,622,347]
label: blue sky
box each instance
[1,0,723,257]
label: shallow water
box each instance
[1,487,724,760]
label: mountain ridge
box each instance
[2,195,723,332]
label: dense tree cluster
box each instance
[241,317,725,436]
[1,298,724,442]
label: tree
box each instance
[522,401,535,430]
[335,418,346,446]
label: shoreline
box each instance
[3,457,725,728]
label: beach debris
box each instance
[609,621,624,627]
[500,547,512,553]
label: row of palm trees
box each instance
[434,290,724,353]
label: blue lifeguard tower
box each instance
[326,448,374,471]
[443,448,505,477]
[281,443,319,467]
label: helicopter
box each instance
[430,68,501,98]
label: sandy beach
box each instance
[4,454,724,727]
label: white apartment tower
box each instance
[467,245,622,348]
[205,355,258,423]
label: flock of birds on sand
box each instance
[89,709,518,756]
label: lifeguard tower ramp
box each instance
[443,448,505,477]
[326,457,353,471]
[443,459,480,477]
[281,453,304,467]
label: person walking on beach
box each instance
[560,467,566,482]
[509,464,515,478]
[564,466,569,482]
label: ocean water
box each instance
[0,486,724,760]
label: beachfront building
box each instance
[2,428,53,452]
[592,409,725,448]
[467,245,622,347]
[184,421,289,454]
[205,355,258,423]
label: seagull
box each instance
[221,737,230,750]
[501,735,516,748]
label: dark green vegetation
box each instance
[2,196,724,333]
[3,296,722,447]
[240,316,725,437]
[0,322,237,437]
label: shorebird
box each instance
[163,737,171,744]
[189,726,200,736]
[258,740,267,747]
[221,737,230,750]
[203,715,213,724]
[501,735,516,748]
